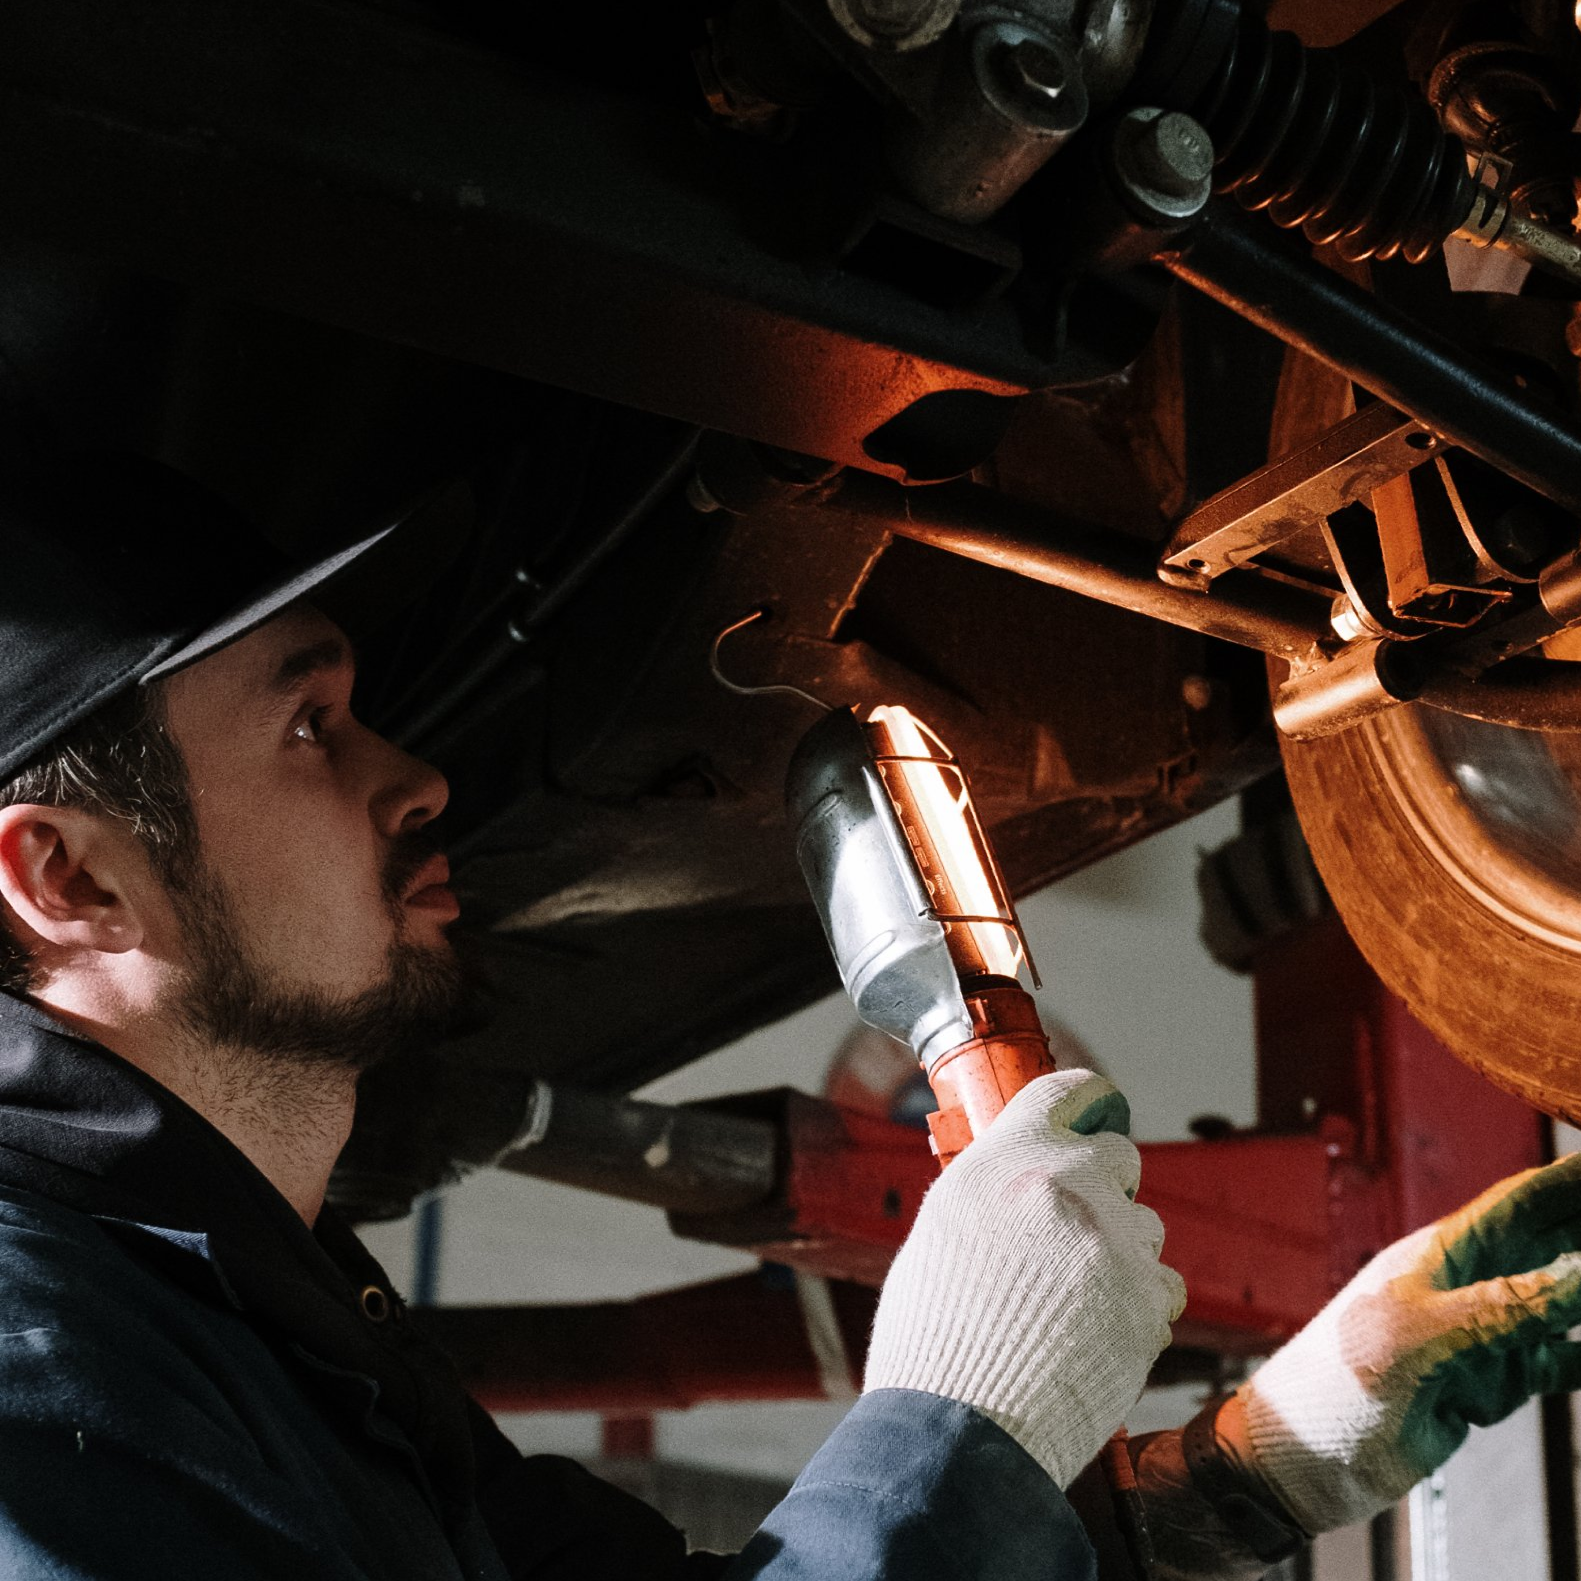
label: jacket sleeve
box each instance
[471,1389,1097,1581]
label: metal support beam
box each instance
[499,1080,1380,1347]
[496,1082,778,1216]
[1418,658,1581,733]
[429,1271,873,1414]
[1160,207,1581,518]
[429,1268,1230,1415]
[810,471,1335,659]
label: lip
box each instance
[402,855,460,919]
[403,854,450,900]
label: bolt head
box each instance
[1331,596,1370,644]
[1132,111,1213,197]
[1001,38,1068,101]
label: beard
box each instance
[169,832,470,1075]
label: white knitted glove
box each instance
[863,1069,1187,1488]
[1234,1152,1581,1535]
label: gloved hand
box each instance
[863,1069,1187,1489]
[1225,1152,1581,1535]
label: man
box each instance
[0,458,1577,1579]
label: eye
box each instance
[291,706,331,746]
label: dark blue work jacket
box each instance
[0,993,1096,1579]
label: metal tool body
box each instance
[788,704,1055,1165]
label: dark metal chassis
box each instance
[5,0,1574,1208]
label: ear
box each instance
[0,804,146,959]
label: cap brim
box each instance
[142,524,398,682]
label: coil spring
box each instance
[1190,13,1478,264]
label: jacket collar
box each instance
[0,991,325,1270]
[0,990,476,1525]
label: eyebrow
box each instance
[268,636,355,697]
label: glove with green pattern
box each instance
[1224,1152,1581,1534]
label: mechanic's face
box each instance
[158,605,466,1070]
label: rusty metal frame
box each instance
[809,470,1336,659]
[1159,402,1441,588]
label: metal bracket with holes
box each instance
[1159,403,1440,588]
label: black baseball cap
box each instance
[0,452,395,783]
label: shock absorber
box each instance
[1134,0,1477,263]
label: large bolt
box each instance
[1131,111,1214,196]
[998,37,1069,105]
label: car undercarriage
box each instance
[7,0,1581,1216]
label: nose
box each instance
[368,729,450,837]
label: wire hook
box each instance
[709,608,833,712]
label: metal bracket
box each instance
[1371,459,1513,628]
[1159,402,1441,588]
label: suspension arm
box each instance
[1159,206,1581,519]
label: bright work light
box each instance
[787,704,1055,1165]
